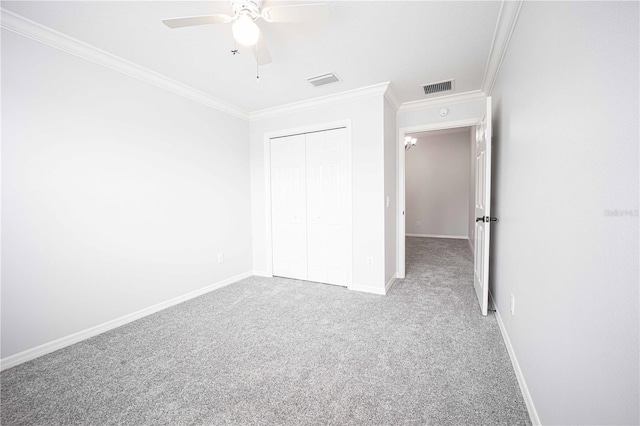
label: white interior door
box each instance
[305,128,349,286]
[271,135,307,280]
[473,96,493,316]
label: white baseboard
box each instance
[385,274,397,294]
[252,270,272,277]
[348,284,386,295]
[406,233,468,239]
[468,238,474,253]
[489,292,541,426]
[0,271,253,371]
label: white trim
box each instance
[397,122,406,279]
[398,90,486,113]
[263,138,274,277]
[0,271,253,371]
[0,8,249,121]
[397,117,481,279]
[263,120,353,287]
[406,233,468,239]
[490,292,541,426]
[468,238,474,254]
[385,274,397,294]
[347,284,386,296]
[481,0,524,95]
[384,84,401,112]
[400,118,482,136]
[250,82,390,121]
[252,270,272,277]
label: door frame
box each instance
[263,120,353,286]
[397,118,481,279]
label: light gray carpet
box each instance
[1,237,531,425]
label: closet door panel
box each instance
[305,128,349,286]
[270,135,307,280]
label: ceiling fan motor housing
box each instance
[232,0,263,19]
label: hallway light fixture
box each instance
[404,136,417,151]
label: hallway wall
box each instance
[490,2,639,424]
[384,98,397,286]
[405,129,470,238]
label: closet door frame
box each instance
[263,120,352,286]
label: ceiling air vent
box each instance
[307,73,341,87]
[422,79,454,96]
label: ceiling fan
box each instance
[162,1,328,66]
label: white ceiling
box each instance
[2,1,502,112]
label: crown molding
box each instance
[384,84,401,112]
[397,90,486,113]
[249,82,391,121]
[481,0,524,95]
[1,8,249,121]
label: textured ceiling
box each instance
[2,1,502,112]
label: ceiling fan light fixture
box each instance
[232,14,260,46]
[164,1,328,67]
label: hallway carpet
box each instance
[1,237,530,425]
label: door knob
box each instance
[476,216,498,223]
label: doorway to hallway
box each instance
[404,127,473,243]
[398,97,493,315]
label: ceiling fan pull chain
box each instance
[256,42,260,82]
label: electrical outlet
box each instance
[386,196,390,208]
[366,256,373,266]
[217,253,224,264]
[417,220,421,227]
[510,294,515,315]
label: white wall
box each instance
[490,2,639,425]
[249,95,386,293]
[397,99,485,130]
[405,129,470,238]
[383,98,397,286]
[1,30,252,358]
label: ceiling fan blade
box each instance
[261,3,328,23]
[162,14,232,29]
[252,33,272,66]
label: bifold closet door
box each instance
[305,128,349,286]
[270,128,349,286]
[270,134,308,280]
